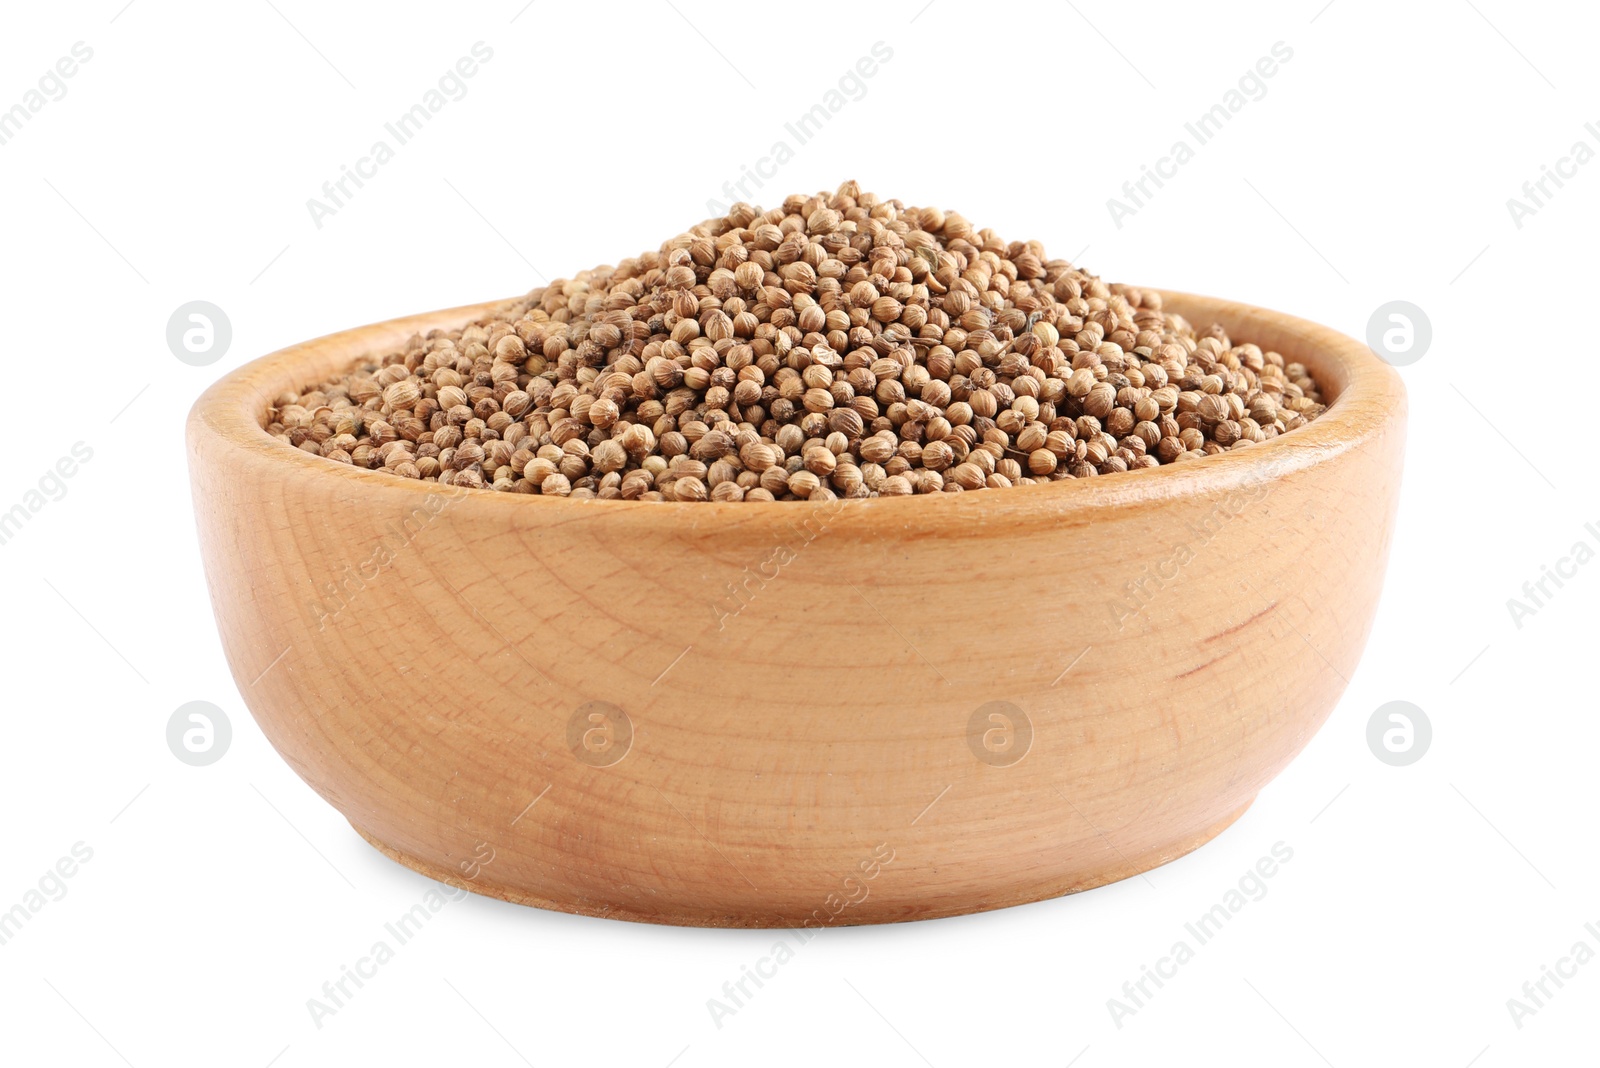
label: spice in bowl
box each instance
[268,182,1326,501]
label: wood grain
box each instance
[187,291,1407,926]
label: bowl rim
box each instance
[187,289,1406,528]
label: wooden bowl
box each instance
[187,291,1405,927]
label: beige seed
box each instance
[592,439,628,473]
[383,380,421,409]
[1197,394,1230,424]
[950,462,985,490]
[787,469,821,497]
[272,183,1324,502]
[921,440,955,472]
[803,445,837,476]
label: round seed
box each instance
[271,182,1325,502]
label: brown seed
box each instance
[592,439,628,473]
[734,261,764,290]
[859,434,896,464]
[1015,423,1048,453]
[950,462,985,490]
[803,445,837,476]
[921,439,955,472]
[787,469,821,497]
[807,207,842,234]
[1197,394,1230,424]
[673,476,708,502]
[274,183,1324,501]
[383,380,421,409]
[739,440,778,471]
[1084,382,1117,419]
[803,387,834,413]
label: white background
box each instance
[2,1,1595,1064]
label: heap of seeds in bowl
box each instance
[268,182,1325,501]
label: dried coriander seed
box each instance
[270,182,1326,501]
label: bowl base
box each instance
[348,796,1255,927]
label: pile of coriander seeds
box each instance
[268,182,1326,502]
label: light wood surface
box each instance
[187,291,1406,926]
